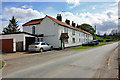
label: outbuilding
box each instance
[0,32,43,52]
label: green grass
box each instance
[96,36,104,40]
[0,60,5,69]
[73,42,112,49]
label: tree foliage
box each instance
[3,16,20,34]
[77,23,95,35]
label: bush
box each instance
[98,40,103,42]
[106,40,113,42]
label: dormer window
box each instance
[32,26,35,34]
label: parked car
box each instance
[88,41,96,46]
[28,42,53,52]
[92,40,99,45]
[82,41,96,46]
[82,42,90,46]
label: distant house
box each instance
[23,14,93,49]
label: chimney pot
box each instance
[72,21,76,27]
[56,14,62,21]
[65,19,70,25]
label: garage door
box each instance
[0,39,13,52]
[25,37,35,51]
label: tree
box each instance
[97,31,101,36]
[77,23,96,35]
[3,16,20,34]
[103,33,107,38]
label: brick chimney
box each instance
[65,19,70,25]
[77,24,79,28]
[72,21,76,27]
[56,14,62,21]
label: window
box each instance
[32,26,35,34]
[37,38,39,42]
[32,43,39,45]
[64,27,68,33]
[72,30,75,35]
[72,38,75,43]
[41,43,46,45]
[40,38,43,42]
[64,39,68,43]
[79,38,80,42]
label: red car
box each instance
[82,42,96,46]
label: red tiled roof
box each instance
[46,15,92,35]
[22,15,92,35]
[22,18,44,26]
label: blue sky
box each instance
[0,1,118,34]
[2,2,116,15]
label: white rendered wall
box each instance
[58,25,93,48]
[35,17,59,48]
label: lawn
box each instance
[0,60,5,69]
[73,42,112,49]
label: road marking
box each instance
[106,46,118,68]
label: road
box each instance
[2,42,118,78]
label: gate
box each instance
[16,41,23,51]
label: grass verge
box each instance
[73,42,112,49]
[0,60,5,69]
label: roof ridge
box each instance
[46,15,92,35]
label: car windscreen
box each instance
[31,43,39,45]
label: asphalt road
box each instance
[2,42,118,78]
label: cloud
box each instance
[2,7,45,22]
[60,7,118,35]
[0,20,9,33]
[66,0,80,8]
[92,7,96,10]
[1,7,46,33]
[43,7,58,16]
[21,5,32,8]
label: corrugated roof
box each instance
[22,18,44,26]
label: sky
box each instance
[0,0,119,35]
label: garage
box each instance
[0,32,44,52]
[0,39,14,52]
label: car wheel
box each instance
[40,48,43,52]
[50,46,53,50]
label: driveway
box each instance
[2,42,119,78]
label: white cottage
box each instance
[23,14,93,49]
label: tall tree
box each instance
[77,23,96,35]
[3,16,20,34]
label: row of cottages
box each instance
[23,14,93,49]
